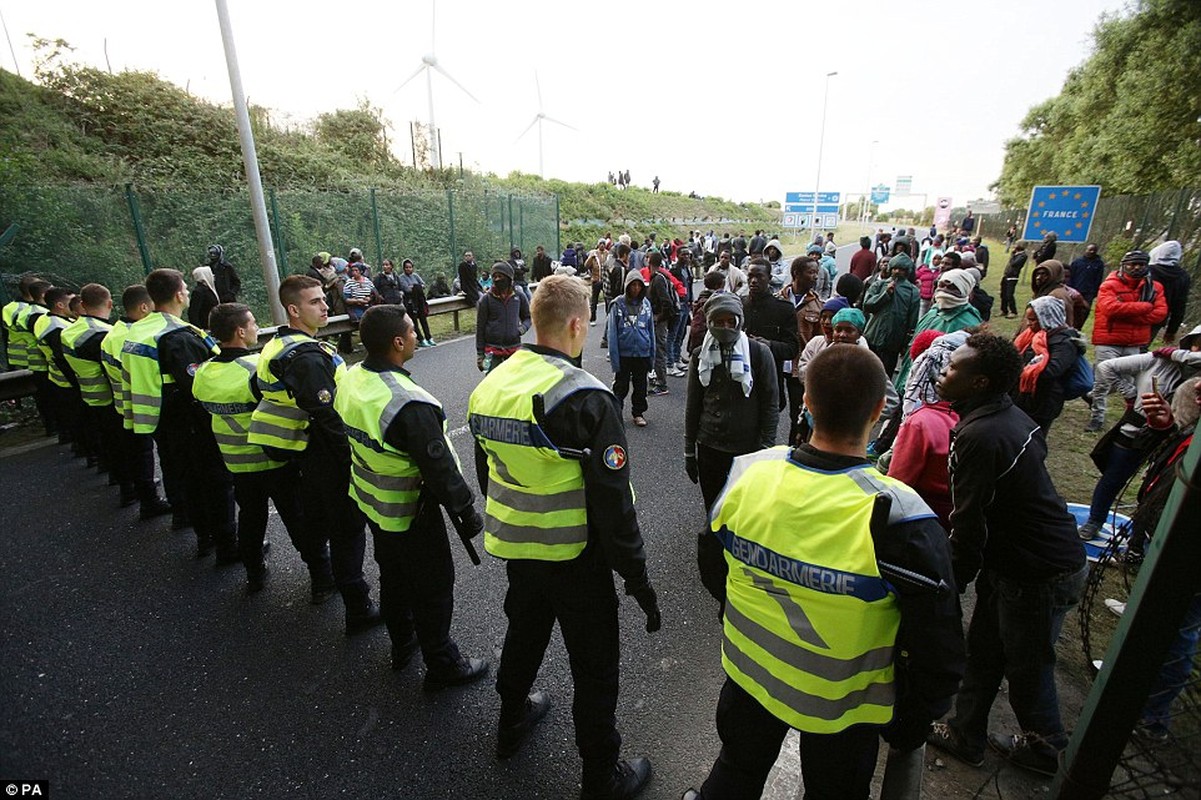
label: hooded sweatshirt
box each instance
[1012,296,1083,431]
[607,272,655,370]
[1149,241,1191,339]
[1025,259,1082,331]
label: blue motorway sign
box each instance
[785,191,840,205]
[870,185,890,204]
[1022,185,1102,244]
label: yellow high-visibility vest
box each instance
[62,316,114,408]
[247,332,346,453]
[193,354,286,473]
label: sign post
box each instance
[1022,185,1102,244]
[784,192,841,230]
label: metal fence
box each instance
[0,185,560,323]
[986,187,1201,328]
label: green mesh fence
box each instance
[0,185,559,323]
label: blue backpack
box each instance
[1062,348,1094,400]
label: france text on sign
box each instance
[785,191,841,205]
[871,185,890,204]
[1022,186,1102,244]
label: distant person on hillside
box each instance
[652,176,660,193]
[204,244,241,303]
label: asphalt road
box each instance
[0,316,1052,799]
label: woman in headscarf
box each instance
[1020,259,1085,332]
[1013,296,1083,433]
[892,268,983,392]
[188,266,219,329]
[886,329,969,532]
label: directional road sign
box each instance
[1022,185,1102,244]
[870,185,890,204]
[783,191,841,228]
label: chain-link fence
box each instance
[0,185,559,323]
[984,187,1201,330]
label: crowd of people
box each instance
[0,223,1196,798]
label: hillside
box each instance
[0,59,779,243]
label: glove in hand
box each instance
[632,584,662,633]
[684,454,699,484]
[453,506,484,540]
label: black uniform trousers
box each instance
[89,403,123,480]
[297,448,371,616]
[698,679,880,800]
[125,428,159,505]
[496,548,621,784]
[155,412,235,556]
[367,496,461,672]
[30,371,57,435]
[232,461,331,582]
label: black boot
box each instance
[423,656,489,692]
[345,600,384,636]
[581,758,652,800]
[497,691,551,758]
[138,497,172,521]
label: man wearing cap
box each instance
[1085,250,1168,432]
[475,261,531,374]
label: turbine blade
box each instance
[541,114,577,131]
[514,116,539,143]
[393,63,427,94]
[430,0,437,49]
[432,63,479,103]
[535,70,543,111]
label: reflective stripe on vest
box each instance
[468,349,608,561]
[62,316,114,407]
[335,365,452,532]
[20,307,48,371]
[710,446,932,734]
[3,301,30,369]
[33,314,72,388]
[247,333,346,452]
[121,312,215,434]
[101,320,131,420]
[193,355,285,474]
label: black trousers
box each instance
[125,428,159,504]
[697,443,741,614]
[590,281,603,321]
[51,384,86,453]
[868,343,901,383]
[698,679,881,800]
[368,498,461,672]
[30,371,57,435]
[89,404,122,479]
[232,462,331,582]
[412,312,432,341]
[495,550,621,784]
[611,355,649,418]
[155,413,235,556]
[785,376,804,447]
[1000,278,1020,317]
[298,448,371,616]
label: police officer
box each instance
[61,284,120,481]
[101,285,172,517]
[683,345,964,800]
[2,275,38,372]
[192,303,335,593]
[34,286,84,455]
[247,275,380,633]
[468,275,659,799]
[122,268,236,560]
[334,304,489,683]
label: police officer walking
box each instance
[469,275,660,799]
[684,345,964,800]
[334,305,489,684]
[192,303,335,594]
[248,275,381,632]
[122,269,236,560]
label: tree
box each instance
[995,0,1201,207]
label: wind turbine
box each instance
[515,72,576,178]
[393,0,478,169]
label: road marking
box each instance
[448,424,470,438]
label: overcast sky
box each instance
[3,0,1127,208]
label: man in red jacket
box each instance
[1085,250,1168,432]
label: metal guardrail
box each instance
[0,295,478,401]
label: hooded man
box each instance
[1148,240,1191,344]
[891,268,984,396]
[475,261,531,373]
[863,254,921,378]
[607,271,655,427]
[1022,259,1084,332]
[204,244,242,303]
[763,239,788,291]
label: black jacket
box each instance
[1149,263,1192,339]
[188,285,219,330]
[1002,251,1027,280]
[948,393,1085,588]
[373,271,404,305]
[475,290,530,356]
[472,345,650,594]
[212,261,241,303]
[264,326,350,467]
[647,269,677,323]
[458,261,483,306]
[742,291,798,409]
[158,322,219,433]
[684,337,779,455]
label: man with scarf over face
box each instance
[892,269,983,395]
[684,292,778,613]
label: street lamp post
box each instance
[861,139,878,229]
[811,71,838,244]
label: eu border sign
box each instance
[1023,185,1102,244]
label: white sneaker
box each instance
[1104,599,1126,617]
[667,367,686,378]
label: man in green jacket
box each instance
[863,256,921,378]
